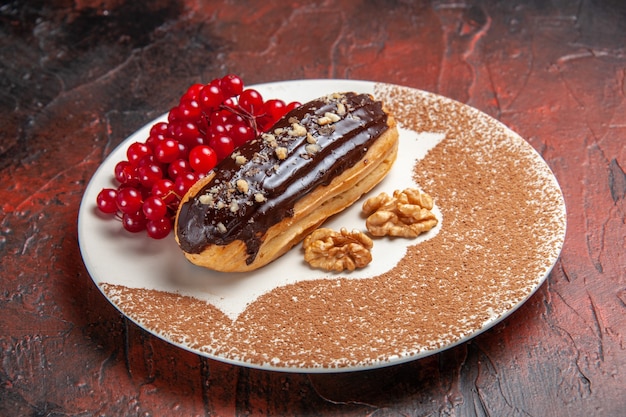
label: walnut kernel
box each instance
[362,188,438,238]
[289,122,307,137]
[236,179,249,193]
[303,228,373,272]
[198,194,213,205]
[275,147,288,160]
[305,143,321,155]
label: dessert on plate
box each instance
[175,92,399,272]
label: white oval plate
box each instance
[78,80,566,373]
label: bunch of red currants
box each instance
[96,74,300,239]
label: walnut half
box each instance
[363,188,438,238]
[303,228,373,272]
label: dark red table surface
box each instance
[1,1,625,416]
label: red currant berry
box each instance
[209,110,229,126]
[168,106,182,123]
[220,74,244,97]
[263,99,287,120]
[114,160,138,185]
[231,123,255,147]
[256,115,274,133]
[142,195,168,221]
[116,187,143,214]
[145,134,163,150]
[208,135,235,161]
[207,121,227,139]
[180,83,204,103]
[146,217,172,239]
[286,101,301,112]
[189,145,218,174]
[177,142,190,159]
[178,122,202,145]
[223,97,236,108]
[199,81,224,111]
[137,163,163,188]
[96,188,119,214]
[122,211,147,233]
[150,122,169,139]
[167,120,183,139]
[168,158,192,179]
[154,138,180,163]
[147,124,169,148]
[126,142,152,166]
[238,89,264,115]
[185,134,205,148]
[175,172,199,195]
[178,99,202,123]
[225,112,246,127]
[151,179,177,204]
[136,154,156,168]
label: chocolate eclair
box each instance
[175,92,399,272]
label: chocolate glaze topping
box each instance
[176,92,389,264]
